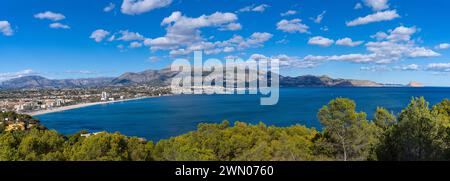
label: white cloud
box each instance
[346,10,400,26]
[144,11,242,53]
[249,54,320,68]
[148,56,160,62]
[34,11,66,21]
[49,23,70,29]
[167,32,272,56]
[281,10,297,17]
[386,26,417,42]
[308,36,334,47]
[276,19,309,33]
[104,3,116,12]
[0,21,13,36]
[121,0,173,15]
[303,26,440,64]
[252,4,270,12]
[238,4,270,13]
[311,11,326,24]
[435,43,450,50]
[219,23,242,31]
[90,29,110,42]
[116,30,145,41]
[129,41,143,48]
[361,64,419,72]
[360,65,391,72]
[0,69,36,82]
[236,32,273,49]
[363,0,390,11]
[399,64,420,71]
[223,46,235,52]
[354,3,363,10]
[336,38,364,47]
[276,38,289,44]
[224,55,240,60]
[250,53,268,60]
[426,63,450,72]
[272,54,319,68]
[371,31,388,40]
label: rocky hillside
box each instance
[0,76,114,89]
[279,75,382,87]
[0,69,388,89]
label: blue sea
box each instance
[36,87,450,141]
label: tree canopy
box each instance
[1,97,450,161]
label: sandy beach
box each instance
[28,96,157,116]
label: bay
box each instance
[36,87,450,141]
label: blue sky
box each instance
[1,0,449,86]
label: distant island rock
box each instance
[0,68,400,89]
[407,81,424,87]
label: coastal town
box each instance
[0,85,171,116]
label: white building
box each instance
[101,92,108,101]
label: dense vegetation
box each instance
[1,97,450,161]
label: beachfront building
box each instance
[101,92,108,101]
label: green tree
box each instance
[317,98,379,161]
[67,132,130,161]
[377,97,448,160]
[17,129,65,161]
[433,99,450,117]
[0,132,19,161]
[373,107,397,130]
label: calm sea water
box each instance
[37,87,450,141]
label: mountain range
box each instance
[0,68,395,89]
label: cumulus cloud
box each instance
[238,4,270,13]
[399,64,420,71]
[248,54,320,68]
[276,19,309,33]
[252,4,270,12]
[310,11,326,24]
[426,63,450,72]
[371,31,388,40]
[386,26,417,42]
[346,10,400,26]
[129,41,143,48]
[219,23,242,31]
[303,25,440,64]
[0,21,13,36]
[336,38,364,47]
[90,29,110,42]
[121,0,173,15]
[363,0,390,11]
[166,32,272,56]
[435,43,450,50]
[360,65,391,72]
[280,10,297,17]
[49,23,70,29]
[34,11,66,21]
[115,30,145,41]
[104,3,116,12]
[361,64,420,72]
[308,36,334,47]
[142,11,265,56]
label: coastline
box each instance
[27,96,159,116]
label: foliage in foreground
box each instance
[1,97,450,161]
